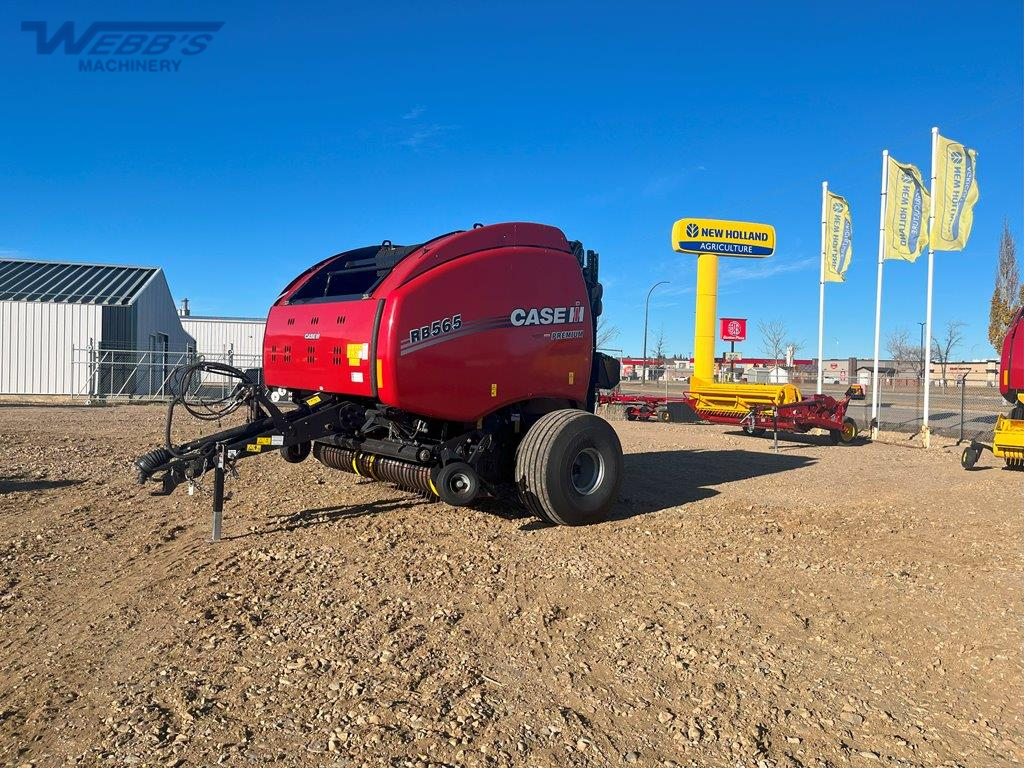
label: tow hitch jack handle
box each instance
[210,443,227,543]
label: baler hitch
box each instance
[134,361,365,542]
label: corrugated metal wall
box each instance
[134,273,195,352]
[180,316,266,361]
[0,301,102,394]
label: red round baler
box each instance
[136,223,623,531]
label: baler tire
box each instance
[431,462,480,507]
[515,409,623,526]
[659,409,672,423]
[280,441,311,463]
[1011,403,1024,421]
[830,417,859,445]
[626,409,638,421]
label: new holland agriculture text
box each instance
[672,218,776,257]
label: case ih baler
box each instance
[135,223,624,535]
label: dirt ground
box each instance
[0,404,1021,768]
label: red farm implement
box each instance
[601,386,859,444]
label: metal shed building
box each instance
[0,258,195,396]
[180,314,266,369]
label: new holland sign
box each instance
[672,218,776,258]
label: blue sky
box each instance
[2,1,1021,360]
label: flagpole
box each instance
[817,180,827,395]
[922,126,939,448]
[870,150,889,439]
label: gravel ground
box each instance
[0,403,1021,768]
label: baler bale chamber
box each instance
[135,223,624,535]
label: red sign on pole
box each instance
[720,317,747,342]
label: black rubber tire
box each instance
[1010,403,1024,421]
[659,409,672,423]
[430,461,480,506]
[961,446,980,470]
[515,409,623,526]
[830,417,859,445]
[280,441,311,463]
[742,424,766,437]
[626,409,638,421]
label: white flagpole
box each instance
[922,126,939,447]
[870,150,889,438]
[817,180,828,395]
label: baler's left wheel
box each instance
[431,462,480,506]
[515,409,623,526]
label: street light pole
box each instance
[642,280,670,386]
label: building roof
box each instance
[0,259,159,306]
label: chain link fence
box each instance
[70,344,262,403]
[605,355,1008,441]
[843,376,1008,440]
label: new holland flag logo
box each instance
[823,192,852,282]
[931,133,979,251]
[883,156,930,263]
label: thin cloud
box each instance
[399,123,455,149]
[720,256,817,284]
[402,106,426,120]
[641,165,707,198]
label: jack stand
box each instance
[772,407,779,453]
[922,425,932,449]
[211,444,225,543]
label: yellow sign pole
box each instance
[693,253,719,384]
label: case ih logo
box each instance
[21,21,224,72]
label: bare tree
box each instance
[650,324,667,380]
[886,328,908,378]
[988,220,1020,354]
[931,320,966,386]
[596,316,619,349]
[886,328,925,380]
[758,320,787,366]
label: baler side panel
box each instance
[377,246,591,422]
[263,300,377,397]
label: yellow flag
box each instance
[884,156,930,262]
[931,133,979,251]
[823,191,852,282]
